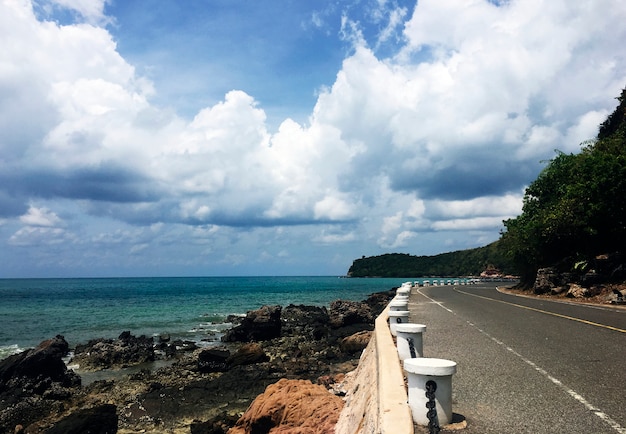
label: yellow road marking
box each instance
[455,289,626,334]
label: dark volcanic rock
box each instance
[281,304,330,340]
[197,348,231,373]
[190,412,239,434]
[0,335,80,398]
[363,289,396,317]
[0,336,81,434]
[221,305,282,342]
[42,404,118,434]
[72,331,155,371]
[328,299,373,328]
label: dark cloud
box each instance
[4,164,163,204]
[390,158,537,201]
[0,190,28,218]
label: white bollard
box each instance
[396,287,410,299]
[404,358,457,426]
[389,299,409,311]
[387,310,410,336]
[395,323,426,361]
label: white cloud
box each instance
[428,194,524,220]
[313,194,355,221]
[431,216,507,231]
[19,206,64,227]
[8,226,75,246]
[1,0,625,276]
[313,230,357,244]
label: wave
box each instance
[0,344,24,360]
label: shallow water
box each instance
[0,276,418,355]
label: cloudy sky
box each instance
[1,0,625,278]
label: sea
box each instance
[0,276,421,360]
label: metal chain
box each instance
[407,337,417,358]
[425,380,440,434]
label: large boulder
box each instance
[222,305,282,342]
[0,335,74,387]
[0,336,81,433]
[72,331,155,371]
[227,378,344,434]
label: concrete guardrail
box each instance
[335,306,414,434]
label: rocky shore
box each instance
[0,289,395,434]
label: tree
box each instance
[501,87,626,287]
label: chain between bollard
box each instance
[425,380,440,434]
[407,337,417,358]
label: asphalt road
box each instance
[407,282,626,434]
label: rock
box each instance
[0,335,74,386]
[0,336,81,433]
[72,332,155,371]
[222,305,282,342]
[318,373,348,397]
[227,378,344,434]
[198,348,231,373]
[191,413,240,434]
[226,314,245,325]
[42,404,118,434]
[328,300,373,328]
[567,284,589,298]
[227,343,269,367]
[340,331,372,354]
[581,270,604,287]
[363,289,396,317]
[172,339,199,352]
[281,304,330,340]
[533,267,561,294]
[550,286,567,295]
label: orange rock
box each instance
[228,378,344,434]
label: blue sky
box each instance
[1,0,625,277]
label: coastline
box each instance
[0,287,397,433]
[0,276,406,354]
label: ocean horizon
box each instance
[1,275,432,359]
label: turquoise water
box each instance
[0,276,413,358]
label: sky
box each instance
[1,0,625,278]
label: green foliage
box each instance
[501,87,626,286]
[347,241,516,277]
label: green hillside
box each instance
[347,241,516,278]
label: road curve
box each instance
[408,282,626,434]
